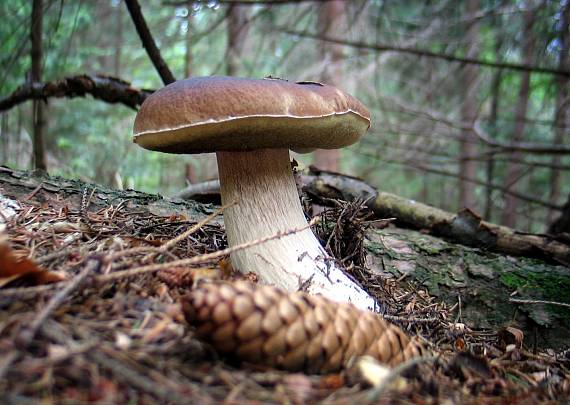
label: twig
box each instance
[18,258,101,345]
[88,349,189,404]
[381,314,438,323]
[0,205,231,299]
[96,218,319,283]
[0,351,20,382]
[281,30,570,78]
[125,0,176,85]
[0,283,61,299]
[104,201,233,261]
[35,241,81,264]
[509,298,570,308]
[473,120,570,155]
[159,201,234,252]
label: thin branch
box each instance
[377,98,570,155]
[473,121,570,155]
[0,218,319,299]
[281,30,570,78]
[164,0,333,5]
[96,217,319,283]
[376,158,562,210]
[125,0,176,85]
[509,298,570,308]
[18,259,101,346]
[0,75,153,112]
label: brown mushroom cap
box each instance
[133,76,371,153]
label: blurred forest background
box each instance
[1,0,569,233]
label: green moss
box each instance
[499,267,570,325]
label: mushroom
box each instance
[133,76,376,310]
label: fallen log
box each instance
[175,168,570,265]
[1,166,569,349]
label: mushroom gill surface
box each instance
[182,281,426,374]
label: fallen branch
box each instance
[0,74,153,112]
[173,170,570,264]
[304,169,570,265]
[509,298,570,308]
[97,217,319,283]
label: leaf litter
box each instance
[0,185,568,404]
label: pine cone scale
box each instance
[182,281,425,373]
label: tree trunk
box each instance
[31,0,46,171]
[501,3,535,228]
[226,4,249,76]
[459,0,480,211]
[114,3,123,77]
[548,1,570,224]
[485,22,504,222]
[1,112,7,163]
[313,0,346,172]
[185,1,193,78]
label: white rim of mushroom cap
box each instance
[133,76,370,153]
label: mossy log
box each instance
[1,166,569,349]
[300,168,570,266]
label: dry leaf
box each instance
[454,337,466,351]
[448,352,492,380]
[0,192,20,223]
[0,234,66,288]
[318,373,345,390]
[497,326,524,350]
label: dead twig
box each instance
[17,258,101,346]
[104,200,234,261]
[509,298,570,308]
[97,218,319,283]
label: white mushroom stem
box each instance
[216,149,377,311]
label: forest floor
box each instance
[0,166,569,404]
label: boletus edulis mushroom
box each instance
[133,76,376,310]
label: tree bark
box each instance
[502,3,535,228]
[548,1,570,224]
[31,0,47,171]
[0,75,152,112]
[173,168,570,265]
[313,0,346,172]
[459,0,480,211]
[185,1,193,78]
[226,3,249,76]
[484,15,504,222]
[114,3,123,77]
[1,165,568,350]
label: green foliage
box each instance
[0,0,568,231]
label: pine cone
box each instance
[182,281,426,374]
